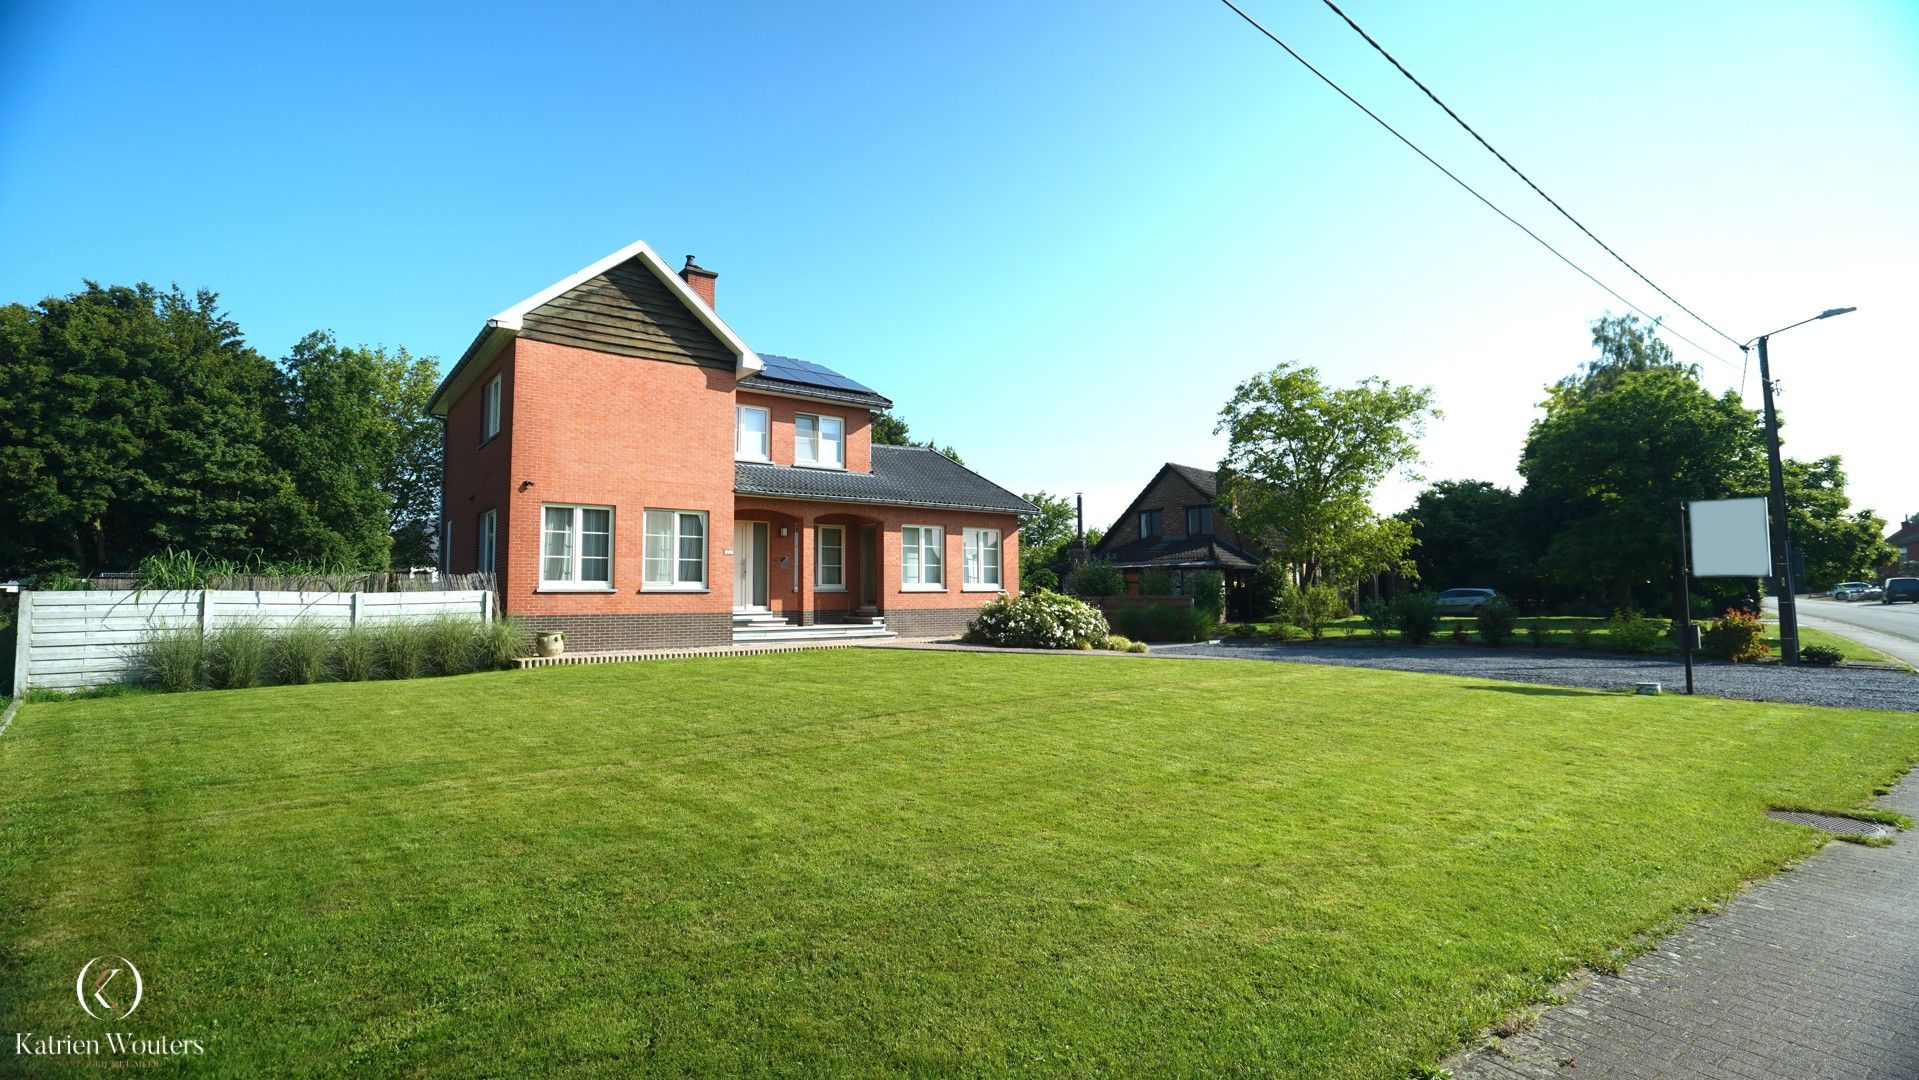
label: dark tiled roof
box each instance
[739,353,893,409]
[1166,462,1218,497]
[1889,520,1919,547]
[1099,534,1261,570]
[735,445,1037,516]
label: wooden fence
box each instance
[11,589,492,694]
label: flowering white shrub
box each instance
[965,590,1110,650]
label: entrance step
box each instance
[731,616,894,645]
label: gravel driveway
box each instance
[1163,641,1919,711]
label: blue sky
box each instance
[4,1,1915,534]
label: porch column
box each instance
[796,513,816,625]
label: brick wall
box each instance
[523,612,732,652]
[441,348,513,578]
[735,390,872,473]
[1097,467,1254,554]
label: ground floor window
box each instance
[542,505,612,588]
[644,509,707,590]
[816,525,845,589]
[962,527,1000,589]
[902,525,944,588]
[477,509,496,574]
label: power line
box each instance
[1317,0,1745,351]
[1216,0,1740,373]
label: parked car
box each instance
[1885,577,1919,605]
[1832,581,1875,601]
[1435,587,1499,615]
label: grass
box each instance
[1244,614,1899,665]
[2,650,1916,1077]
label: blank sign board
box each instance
[1690,497,1771,577]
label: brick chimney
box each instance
[679,255,717,309]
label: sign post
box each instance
[1676,502,1695,695]
[1684,497,1775,685]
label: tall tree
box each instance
[1018,490,1078,588]
[1215,362,1435,587]
[869,410,964,465]
[265,333,399,569]
[0,283,290,576]
[1519,317,1764,608]
[1782,456,1894,590]
[1400,480,1525,593]
[374,347,444,569]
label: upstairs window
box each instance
[1186,505,1213,536]
[1139,509,1163,538]
[481,375,502,443]
[736,406,770,461]
[796,414,845,468]
[541,505,612,589]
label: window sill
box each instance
[536,585,615,594]
[794,462,846,471]
[641,585,710,594]
[815,585,847,593]
[901,584,947,593]
[478,433,501,450]
[962,584,1003,593]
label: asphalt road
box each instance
[1777,595,1919,669]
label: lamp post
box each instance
[1743,306,1855,666]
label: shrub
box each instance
[1393,592,1442,645]
[1188,570,1225,625]
[1282,583,1348,640]
[1101,634,1134,651]
[1475,597,1519,646]
[1700,609,1769,663]
[473,617,527,669]
[374,621,427,679]
[1024,566,1060,593]
[1359,597,1396,640]
[206,621,270,690]
[1250,558,1290,620]
[335,625,378,681]
[1570,626,1594,649]
[1265,623,1298,642]
[965,591,1109,649]
[1110,602,1211,644]
[1605,611,1670,655]
[1800,644,1844,666]
[1526,625,1550,648]
[1138,568,1173,596]
[421,615,480,676]
[1063,558,1125,598]
[1126,640,1148,654]
[138,626,205,692]
[273,620,334,685]
[1450,622,1469,644]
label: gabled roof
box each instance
[1098,534,1262,571]
[735,445,1037,516]
[1092,462,1220,555]
[427,239,763,416]
[1166,463,1218,497]
[1890,519,1919,547]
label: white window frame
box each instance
[540,504,614,591]
[901,524,945,590]
[962,527,1001,591]
[815,524,846,591]
[643,508,709,592]
[735,405,770,461]
[477,509,497,575]
[795,413,845,469]
[481,375,502,444]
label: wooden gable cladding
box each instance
[520,258,733,369]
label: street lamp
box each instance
[1742,306,1856,666]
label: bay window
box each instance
[644,509,708,590]
[541,505,613,589]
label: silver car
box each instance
[1435,587,1498,615]
[1832,581,1875,601]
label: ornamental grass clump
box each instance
[334,624,378,681]
[965,591,1109,650]
[374,621,427,680]
[273,620,334,685]
[473,617,527,669]
[206,621,271,690]
[138,626,205,692]
[420,615,480,677]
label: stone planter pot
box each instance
[536,631,566,658]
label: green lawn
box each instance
[1245,614,1898,665]
[3,651,1916,1077]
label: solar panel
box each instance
[756,353,880,395]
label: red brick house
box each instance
[1889,517,1919,564]
[1090,463,1265,620]
[429,240,1034,649]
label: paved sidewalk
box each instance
[1451,777,1919,1079]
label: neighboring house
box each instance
[429,240,1035,650]
[1090,463,1265,620]
[1889,516,1919,564]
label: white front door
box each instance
[734,521,767,612]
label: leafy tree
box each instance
[265,333,399,569]
[1518,317,1763,609]
[1782,456,1893,590]
[1400,480,1524,593]
[1018,490,1077,588]
[869,410,964,464]
[1215,362,1435,588]
[0,283,291,576]
[374,347,444,569]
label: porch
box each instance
[729,500,895,644]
